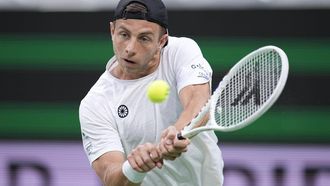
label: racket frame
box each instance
[180,46,289,139]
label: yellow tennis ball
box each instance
[147,80,170,103]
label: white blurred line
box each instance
[0,0,330,11]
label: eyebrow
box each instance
[117,25,155,37]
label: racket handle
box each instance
[177,132,186,140]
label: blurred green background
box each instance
[0,8,330,144]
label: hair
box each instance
[121,2,167,36]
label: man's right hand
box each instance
[158,126,191,160]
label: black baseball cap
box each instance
[113,0,168,30]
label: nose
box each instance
[125,38,137,56]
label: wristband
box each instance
[122,160,147,183]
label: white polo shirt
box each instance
[79,36,224,186]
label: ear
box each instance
[159,33,168,48]
[110,22,115,38]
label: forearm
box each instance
[175,83,210,130]
[174,99,206,130]
[102,163,140,186]
[93,152,143,186]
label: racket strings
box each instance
[215,50,282,127]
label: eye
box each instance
[139,36,151,43]
[118,32,129,39]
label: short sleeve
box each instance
[79,98,124,165]
[173,38,213,92]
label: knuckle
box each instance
[136,144,144,150]
[167,145,175,153]
[136,161,144,167]
[131,163,139,170]
[127,154,134,160]
[145,142,153,149]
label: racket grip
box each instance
[177,132,186,140]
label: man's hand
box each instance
[127,143,163,172]
[159,126,190,160]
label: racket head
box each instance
[209,45,289,132]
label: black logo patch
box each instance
[231,62,261,106]
[118,105,129,118]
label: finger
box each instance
[164,127,177,145]
[135,154,151,171]
[139,144,158,170]
[173,138,190,150]
[127,155,144,172]
[141,154,156,170]
[158,142,168,155]
[157,143,168,160]
[162,145,182,159]
[150,153,163,169]
[159,136,185,160]
[161,128,169,139]
[150,149,162,162]
[160,138,180,155]
[163,154,177,160]
[158,142,175,160]
[154,145,164,167]
[156,161,163,169]
[131,145,154,171]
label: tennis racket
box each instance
[178,45,289,139]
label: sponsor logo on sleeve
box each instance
[191,63,211,81]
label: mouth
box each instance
[123,58,136,64]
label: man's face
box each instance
[111,19,167,75]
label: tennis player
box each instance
[79,0,224,185]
